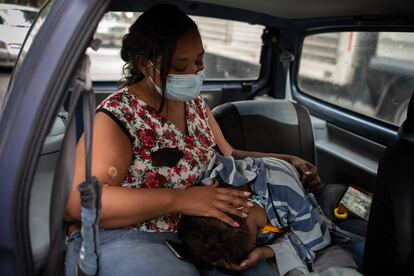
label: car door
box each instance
[0,0,110,274]
[287,24,414,193]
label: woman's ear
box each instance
[136,56,151,76]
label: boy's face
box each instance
[244,202,267,251]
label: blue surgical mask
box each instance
[148,61,205,101]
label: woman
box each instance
[65,4,320,275]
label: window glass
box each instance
[298,32,414,126]
[2,2,50,111]
[89,12,264,81]
[0,8,37,27]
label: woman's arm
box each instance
[65,112,250,228]
[206,107,320,190]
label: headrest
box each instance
[397,92,414,143]
[214,100,299,125]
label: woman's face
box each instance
[169,29,205,75]
[146,29,205,89]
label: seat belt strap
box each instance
[77,72,102,276]
[280,50,295,100]
[44,57,90,276]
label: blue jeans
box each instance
[65,229,279,276]
[341,230,365,268]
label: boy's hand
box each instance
[289,156,321,192]
[222,246,274,271]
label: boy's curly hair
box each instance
[177,214,251,266]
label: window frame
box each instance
[292,25,414,146]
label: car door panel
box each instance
[311,115,383,192]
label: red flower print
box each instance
[145,117,154,128]
[181,165,188,173]
[145,171,166,188]
[137,149,151,161]
[108,100,119,108]
[138,129,156,148]
[199,154,207,163]
[125,113,135,123]
[138,108,146,118]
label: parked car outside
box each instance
[0,4,38,68]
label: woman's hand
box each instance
[177,182,253,227]
[222,246,274,271]
[289,156,321,192]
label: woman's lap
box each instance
[65,229,278,276]
[65,229,200,276]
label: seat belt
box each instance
[280,49,316,164]
[76,78,101,276]
[44,55,101,276]
[280,49,295,101]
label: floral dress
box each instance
[96,88,216,232]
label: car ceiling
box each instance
[111,0,414,20]
[187,0,414,19]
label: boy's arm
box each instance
[221,246,274,271]
[266,235,310,276]
[266,173,330,273]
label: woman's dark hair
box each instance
[178,215,251,266]
[120,4,198,112]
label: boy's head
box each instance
[177,204,267,267]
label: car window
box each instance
[0,8,37,27]
[298,31,414,126]
[5,2,52,99]
[89,12,264,82]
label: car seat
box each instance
[212,99,367,236]
[363,93,414,276]
[212,99,315,163]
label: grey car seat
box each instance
[363,93,414,276]
[29,114,67,273]
[212,99,366,235]
[212,100,315,163]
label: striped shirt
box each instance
[201,154,348,275]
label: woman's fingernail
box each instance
[244,191,251,196]
[240,262,247,268]
[247,201,254,207]
[233,222,240,228]
[242,212,248,218]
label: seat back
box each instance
[29,114,66,273]
[212,99,315,164]
[363,93,414,276]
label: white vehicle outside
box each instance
[299,32,414,125]
[0,4,38,68]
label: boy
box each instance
[178,154,358,275]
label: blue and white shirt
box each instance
[201,154,349,275]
